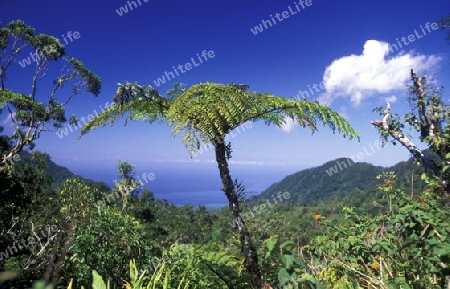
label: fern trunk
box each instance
[213,136,263,289]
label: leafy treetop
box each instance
[81,82,359,156]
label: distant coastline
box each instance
[67,161,300,207]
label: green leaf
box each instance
[281,254,295,268]
[264,235,278,252]
[278,268,292,285]
[92,270,107,289]
[293,257,306,267]
[280,241,296,251]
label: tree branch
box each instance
[371,102,439,178]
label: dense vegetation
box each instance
[255,157,428,209]
[0,144,438,289]
[1,18,450,289]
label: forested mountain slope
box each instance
[254,156,427,210]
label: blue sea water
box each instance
[70,162,301,208]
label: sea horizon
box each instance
[68,161,303,207]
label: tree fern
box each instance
[79,81,359,288]
[81,81,358,153]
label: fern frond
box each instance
[80,83,168,137]
[80,81,359,155]
[167,83,359,154]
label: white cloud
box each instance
[1,112,16,131]
[280,117,297,133]
[384,95,397,103]
[318,40,441,105]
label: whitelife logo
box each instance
[56,101,115,139]
[115,0,149,16]
[388,22,440,54]
[18,31,81,68]
[250,0,313,35]
[152,50,215,87]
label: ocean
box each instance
[70,162,301,208]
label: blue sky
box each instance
[1,0,450,180]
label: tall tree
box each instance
[0,20,101,170]
[80,82,358,288]
[372,69,450,203]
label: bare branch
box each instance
[371,101,439,178]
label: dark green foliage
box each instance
[130,197,216,248]
[1,20,34,48]
[308,176,450,288]
[81,82,358,154]
[262,236,324,288]
[437,14,450,42]
[6,16,450,288]
[1,142,444,288]
[0,153,219,288]
[0,90,22,103]
[80,80,359,288]
[17,149,109,191]
[66,58,101,96]
[255,157,426,211]
[256,158,383,206]
[166,82,358,156]
[0,20,101,171]
[0,150,56,289]
[372,71,450,202]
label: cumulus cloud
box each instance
[280,117,297,133]
[384,95,397,103]
[318,40,441,105]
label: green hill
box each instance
[19,150,110,192]
[253,156,427,211]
